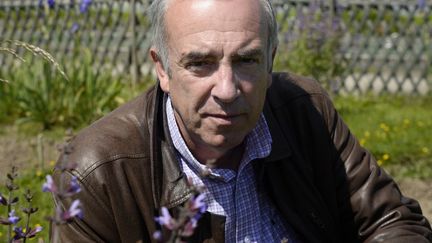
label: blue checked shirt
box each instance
[166,97,299,243]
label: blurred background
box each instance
[0,0,431,240]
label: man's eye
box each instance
[187,61,210,69]
[240,58,258,64]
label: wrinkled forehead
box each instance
[164,0,267,42]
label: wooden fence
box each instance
[0,0,431,94]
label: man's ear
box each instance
[267,46,277,87]
[267,72,273,88]
[268,46,277,74]
[150,48,170,93]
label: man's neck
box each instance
[193,142,245,171]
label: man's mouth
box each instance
[205,113,244,125]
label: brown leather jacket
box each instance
[53,73,432,242]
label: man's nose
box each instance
[212,64,240,103]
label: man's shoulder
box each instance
[267,72,332,118]
[269,72,327,101]
[62,85,157,177]
[267,73,329,107]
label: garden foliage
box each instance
[0,49,125,129]
[274,1,346,90]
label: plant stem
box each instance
[23,215,30,243]
[23,202,32,243]
[7,190,12,242]
[52,151,68,243]
[168,230,179,243]
[51,205,61,243]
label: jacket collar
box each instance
[263,99,293,162]
[150,83,193,209]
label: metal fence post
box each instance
[130,0,139,86]
[329,0,337,94]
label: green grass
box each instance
[334,94,432,179]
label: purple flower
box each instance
[26,226,43,238]
[335,1,344,15]
[417,0,426,10]
[80,0,92,13]
[71,23,80,33]
[66,176,81,195]
[47,0,55,8]
[332,18,341,32]
[13,227,26,240]
[43,175,80,196]
[177,193,207,236]
[62,199,83,221]
[297,10,306,31]
[154,207,175,230]
[13,226,43,240]
[154,193,207,239]
[181,217,198,237]
[42,175,57,193]
[190,193,207,214]
[0,193,6,205]
[152,230,162,241]
[8,210,20,224]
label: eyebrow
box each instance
[177,47,265,64]
[178,51,213,64]
[235,48,264,58]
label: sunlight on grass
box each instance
[334,94,432,179]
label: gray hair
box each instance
[148,0,279,72]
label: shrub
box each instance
[274,1,346,91]
[1,49,125,130]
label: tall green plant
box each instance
[1,49,125,129]
[0,72,19,123]
[274,1,346,91]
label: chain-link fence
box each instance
[0,0,431,94]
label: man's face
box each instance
[153,0,273,160]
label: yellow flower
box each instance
[115,96,125,105]
[0,232,2,237]
[422,147,429,155]
[364,131,371,138]
[379,123,390,132]
[359,138,367,146]
[36,170,42,177]
[376,131,387,139]
[417,121,425,127]
[49,160,56,167]
[377,160,383,166]
[403,119,410,127]
[382,154,390,161]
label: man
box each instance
[53,0,432,242]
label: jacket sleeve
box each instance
[52,169,118,243]
[314,92,432,242]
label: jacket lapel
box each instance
[261,101,333,243]
[150,84,193,209]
